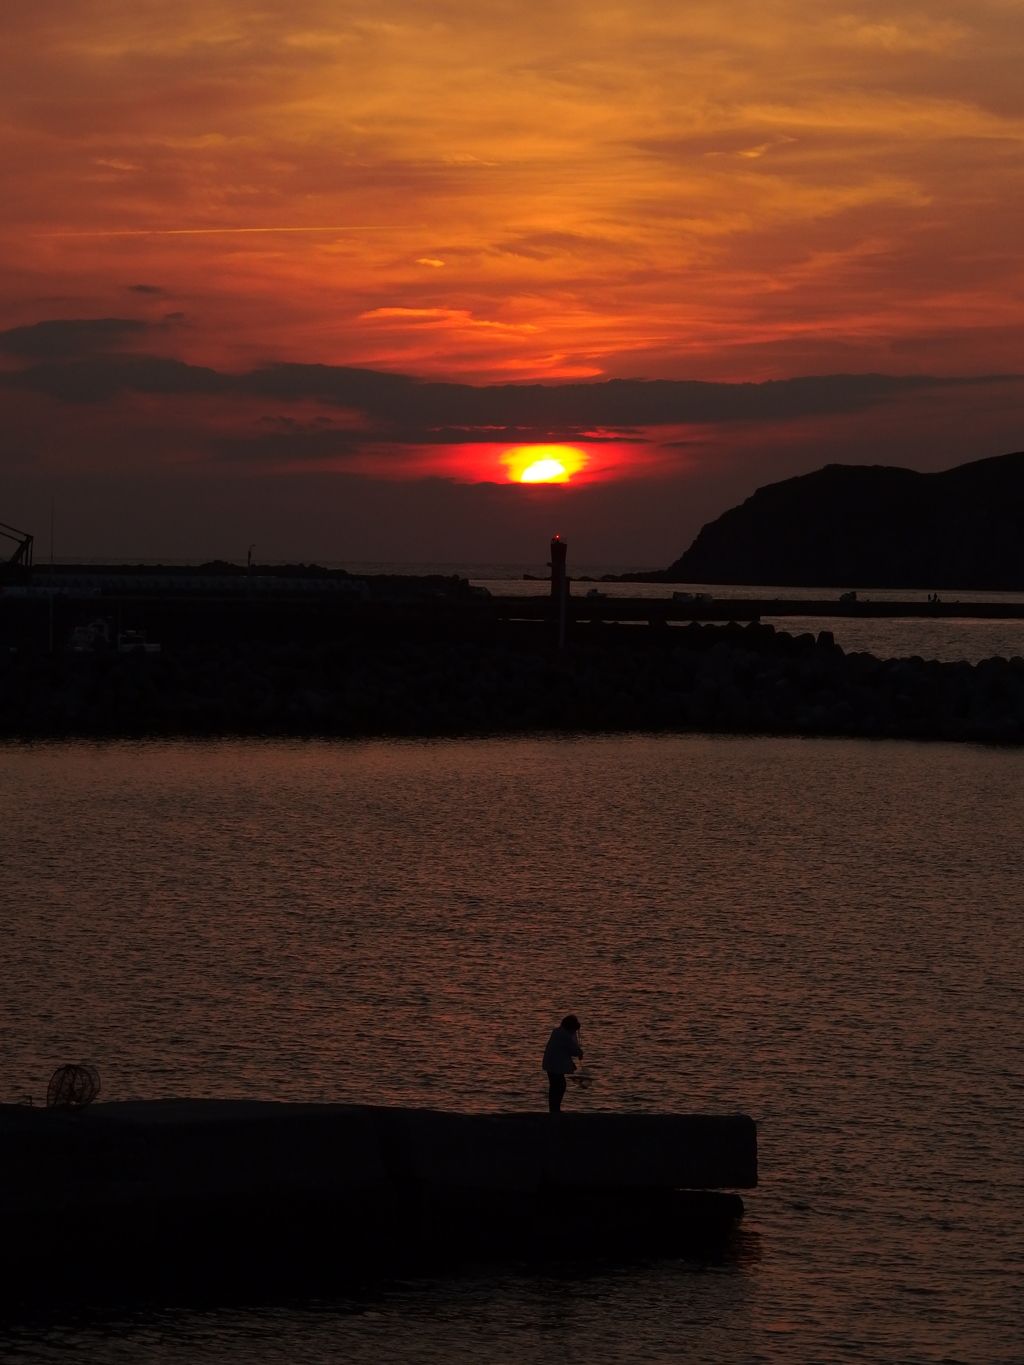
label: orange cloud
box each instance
[0,0,1022,390]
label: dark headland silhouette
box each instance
[630,450,1024,589]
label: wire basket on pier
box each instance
[46,1063,100,1109]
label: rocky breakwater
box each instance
[1,619,1023,742]
[0,1102,755,1293]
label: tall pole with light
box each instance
[550,535,568,649]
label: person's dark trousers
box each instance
[547,1071,567,1112]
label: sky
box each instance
[1,0,1023,565]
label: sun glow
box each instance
[502,445,588,483]
[521,458,567,482]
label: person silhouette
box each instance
[542,1014,584,1112]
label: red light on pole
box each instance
[549,535,567,600]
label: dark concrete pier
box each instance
[0,1101,756,1293]
[496,593,1024,623]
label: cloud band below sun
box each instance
[1,316,1020,485]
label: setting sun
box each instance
[521,459,567,483]
[501,445,589,484]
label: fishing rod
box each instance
[568,1025,594,1089]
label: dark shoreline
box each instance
[3,617,1024,745]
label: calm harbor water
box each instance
[2,735,1023,1362]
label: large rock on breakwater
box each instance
[1,619,1023,743]
[0,1102,754,1293]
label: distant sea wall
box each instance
[2,616,1024,744]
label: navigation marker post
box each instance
[550,535,568,649]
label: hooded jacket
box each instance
[542,1026,583,1075]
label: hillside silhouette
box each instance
[660,450,1024,589]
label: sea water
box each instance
[1,735,1022,1362]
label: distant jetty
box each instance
[1,570,1024,743]
[0,1101,755,1292]
[614,449,1024,589]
